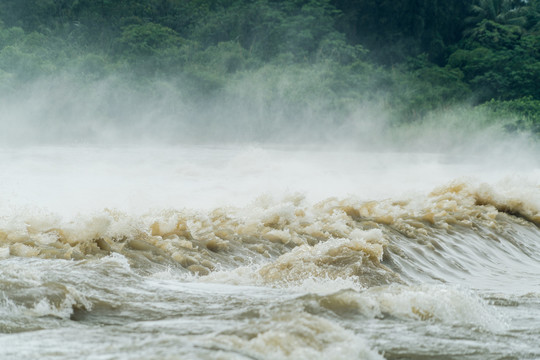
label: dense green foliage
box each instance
[0,0,538,135]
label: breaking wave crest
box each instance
[1,180,539,292]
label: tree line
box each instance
[0,0,539,132]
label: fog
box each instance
[1,70,538,218]
[1,70,537,154]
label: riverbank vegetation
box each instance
[1,0,539,140]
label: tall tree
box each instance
[466,0,529,27]
[330,0,470,64]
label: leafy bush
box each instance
[479,97,540,133]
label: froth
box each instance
[258,229,391,285]
[0,193,398,285]
[2,160,540,291]
[210,312,384,360]
[309,284,506,331]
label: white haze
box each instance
[0,70,531,148]
[1,73,539,217]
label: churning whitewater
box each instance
[1,146,539,359]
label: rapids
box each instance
[1,146,539,359]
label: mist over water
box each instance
[1,145,539,217]
[2,71,538,215]
[1,73,540,360]
[1,71,535,151]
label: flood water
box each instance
[1,146,539,359]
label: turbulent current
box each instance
[1,146,539,359]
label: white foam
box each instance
[211,312,384,360]
[334,284,507,331]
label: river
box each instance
[1,146,539,359]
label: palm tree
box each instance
[466,0,528,27]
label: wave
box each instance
[298,284,505,329]
[1,180,540,294]
[207,311,384,360]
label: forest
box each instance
[0,0,539,140]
